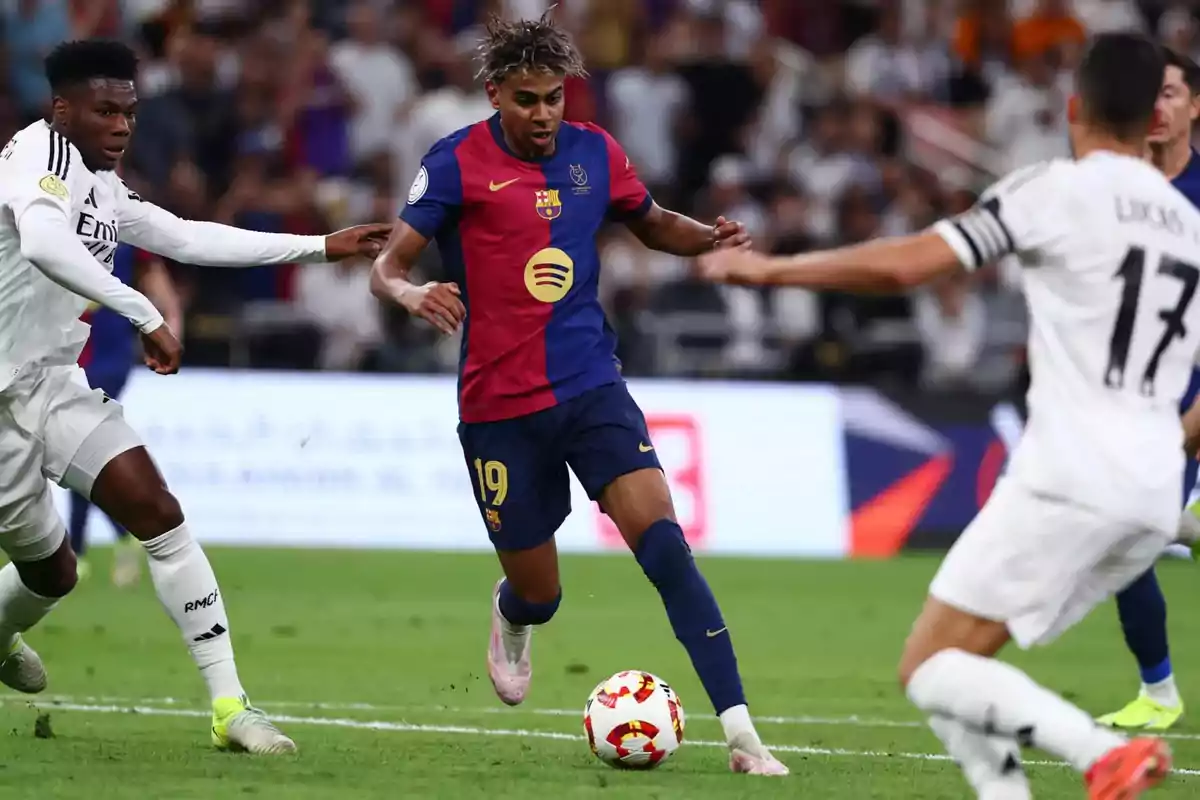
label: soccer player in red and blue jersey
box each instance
[71,243,181,586]
[371,13,787,775]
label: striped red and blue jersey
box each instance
[78,243,137,375]
[401,114,652,423]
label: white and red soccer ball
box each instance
[583,670,686,769]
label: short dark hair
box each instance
[1075,32,1165,139]
[476,11,586,85]
[1165,46,1200,95]
[44,40,139,93]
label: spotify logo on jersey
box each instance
[524,247,575,303]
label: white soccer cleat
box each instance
[212,697,297,755]
[487,578,532,706]
[728,737,790,776]
[0,635,47,694]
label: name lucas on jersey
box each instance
[1115,196,1199,241]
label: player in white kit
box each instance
[698,32,1188,799]
[0,40,389,753]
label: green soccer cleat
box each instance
[211,696,297,754]
[1097,693,1184,731]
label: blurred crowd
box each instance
[0,0,1196,392]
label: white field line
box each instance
[11,693,1200,742]
[1,696,1198,777]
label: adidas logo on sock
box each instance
[193,623,227,642]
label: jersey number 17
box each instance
[1105,246,1200,396]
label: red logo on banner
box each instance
[594,415,707,548]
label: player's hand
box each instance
[399,281,466,335]
[325,223,394,261]
[712,215,751,251]
[695,247,774,286]
[140,324,183,375]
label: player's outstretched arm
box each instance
[134,252,184,335]
[369,219,465,335]
[18,204,183,374]
[115,186,391,267]
[625,205,750,257]
[695,231,965,292]
[17,200,164,332]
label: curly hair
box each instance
[475,9,587,85]
[45,39,139,92]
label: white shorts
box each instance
[930,478,1171,649]
[0,365,141,561]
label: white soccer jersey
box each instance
[0,121,111,387]
[0,121,327,392]
[936,151,1200,533]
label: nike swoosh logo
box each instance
[489,178,520,192]
[706,627,727,638]
[639,443,654,452]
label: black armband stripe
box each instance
[951,206,1015,266]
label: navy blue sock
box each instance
[1116,568,1172,684]
[68,493,89,556]
[498,580,561,626]
[634,518,746,714]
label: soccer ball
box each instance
[583,670,685,769]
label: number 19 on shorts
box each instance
[473,459,508,506]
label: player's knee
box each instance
[599,470,676,548]
[14,542,78,599]
[120,487,184,540]
[896,649,927,691]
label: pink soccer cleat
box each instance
[487,578,532,706]
[729,744,790,776]
[1086,737,1171,800]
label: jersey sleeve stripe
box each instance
[46,130,69,180]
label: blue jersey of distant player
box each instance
[78,243,137,399]
[1173,150,1200,502]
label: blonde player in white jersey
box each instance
[698,32,1190,800]
[0,40,389,754]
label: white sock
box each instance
[1142,676,1181,708]
[0,563,59,652]
[143,523,245,702]
[928,715,1031,800]
[719,704,764,751]
[908,649,1124,772]
[494,591,530,665]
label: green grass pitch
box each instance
[2,548,1199,798]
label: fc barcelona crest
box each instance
[535,189,563,220]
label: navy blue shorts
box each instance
[457,382,662,551]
